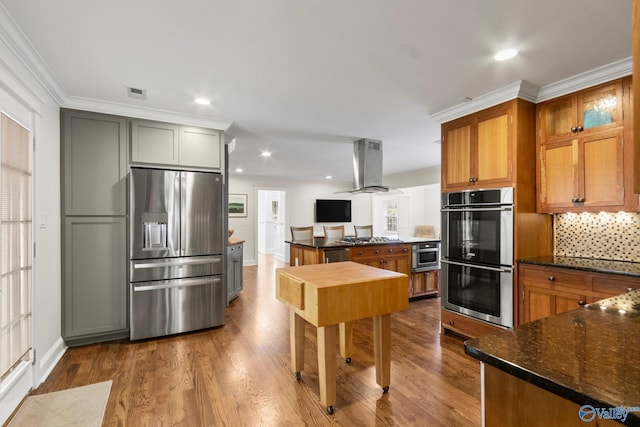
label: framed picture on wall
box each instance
[229,194,248,217]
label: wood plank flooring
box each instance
[30,255,481,426]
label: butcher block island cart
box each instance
[275,261,408,414]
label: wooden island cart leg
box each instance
[339,321,353,363]
[373,313,391,393]
[317,324,338,413]
[290,308,305,379]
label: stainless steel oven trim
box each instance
[441,201,514,267]
[411,241,440,271]
[441,259,510,272]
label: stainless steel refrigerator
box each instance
[129,167,225,340]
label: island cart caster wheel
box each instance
[295,371,301,381]
[382,386,389,394]
[345,357,352,364]
[326,405,335,415]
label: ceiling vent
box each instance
[127,86,147,100]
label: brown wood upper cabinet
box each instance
[442,99,534,191]
[537,78,631,213]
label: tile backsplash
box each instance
[554,212,640,262]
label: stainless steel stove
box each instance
[338,236,404,245]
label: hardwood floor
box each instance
[31,255,481,426]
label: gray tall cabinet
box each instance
[62,109,226,346]
[61,109,129,346]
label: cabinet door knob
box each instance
[449,320,455,325]
[577,125,584,132]
[548,276,555,281]
[468,177,474,183]
[578,197,585,203]
[571,126,578,133]
[578,300,586,306]
[375,249,380,254]
[571,198,577,203]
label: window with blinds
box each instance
[0,113,33,380]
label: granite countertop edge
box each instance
[463,340,632,422]
[518,255,640,278]
[287,236,440,249]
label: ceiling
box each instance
[0,0,632,183]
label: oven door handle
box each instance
[441,259,512,273]
[441,207,512,212]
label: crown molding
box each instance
[431,80,541,124]
[0,3,66,106]
[431,57,633,124]
[536,56,632,102]
[0,4,233,130]
[64,96,233,130]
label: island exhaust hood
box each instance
[350,138,390,193]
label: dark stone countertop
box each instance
[465,289,640,426]
[518,255,640,278]
[286,236,439,249]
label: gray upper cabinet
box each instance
[62,109,127,216]
[179,126,222,169]
[130,119,222,170]
[130,119,180,165]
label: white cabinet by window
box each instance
[130,119,222,170]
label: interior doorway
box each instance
[257,189,286,262]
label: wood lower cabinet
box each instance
[349,244,411,280]
[440,309,503,339]
[410,269,439,299]
[290,245,324,266]
[519,263,640,324]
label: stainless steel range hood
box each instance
[350,138,390,193]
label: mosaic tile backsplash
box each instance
[554,212,640,262]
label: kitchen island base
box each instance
[483,364,623,426]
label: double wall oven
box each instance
[441,187,514,328]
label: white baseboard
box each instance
[36,336,66,386]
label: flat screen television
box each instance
[315,199,351,223]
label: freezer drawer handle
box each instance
[134,277,221,292]
[133,257,221,269]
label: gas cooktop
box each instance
[337,236,404,245]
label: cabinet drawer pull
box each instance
[449,320,455,325]
[548,276,555,282]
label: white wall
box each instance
[229,170,443,265]
[0,21,63,425]
[228,175,372,265]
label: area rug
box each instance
[7,380,112,427]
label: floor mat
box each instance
[7,380,112,427]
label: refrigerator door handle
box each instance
[180,174,187,256]
[134,277,221,292]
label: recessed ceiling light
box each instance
[494,48,518,61]
[325,175,332,179]
[194,98,211,105]
[235,168,243,173]
[261,151,272,157]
